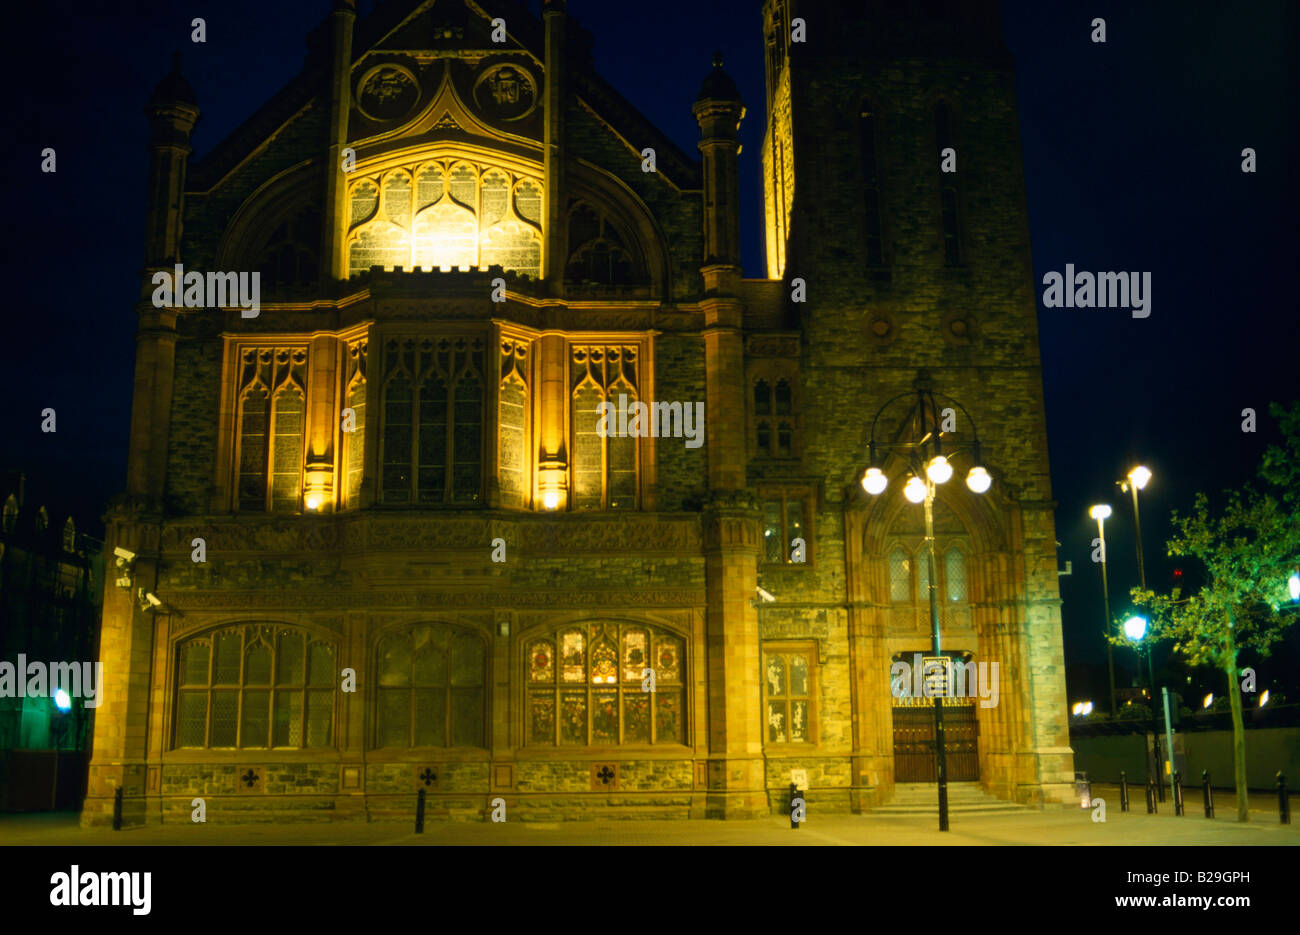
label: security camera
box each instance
[114,546,136,564]
[756,586,777,603]
[146,592,162,607]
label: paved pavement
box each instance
[4,799,1297,845]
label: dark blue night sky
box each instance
[4,0,1296,699]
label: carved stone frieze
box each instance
[162,588,706,612]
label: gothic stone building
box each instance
[83,0,1075,826]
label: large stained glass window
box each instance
[526,623,685,746]
[346,159,543,279]
[174,625,334,749]
[375,624,486,748]
[570,344,641,511]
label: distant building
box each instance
[85,0,1074,826]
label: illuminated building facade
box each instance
[83,0,1074,826]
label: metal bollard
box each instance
[789,782,801,829]
[1173,771,1183,816]
[112,787,123,831]
[1119,771,1129,813]
[1145,777,1155,814]
[1278,772,1290,825]
[1202,770,1214,819]
[415,787,426,834]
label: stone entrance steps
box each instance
[870,782,1029,815]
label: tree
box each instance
[1131,402,1300,821]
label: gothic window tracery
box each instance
[346,159,542,279]
[570,344,641,510]
[564,203,640,285]
[174,625,335,749]
[235,348,308,513]
[375,624,485,748]
[526,622,684,746]
[259,205,321,289]
[343,339,368,507]
[379,336,485,505]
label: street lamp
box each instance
[1118,465,1151,590]
[1090,503,1117,717]
[861,383,989,832]
[1289,572,1300,602]
[1122,612,1164,801]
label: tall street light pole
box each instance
[1120,465,1158,795]
[861,383,991,833]
[1090,504,1116,717]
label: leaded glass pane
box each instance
[413,688,445,747]
[592,691,619,743]
[306,690,332,747]
[451,687,482,747]
[529,640,554,682]
[656,691,683,744]
[271,391,304,512]
[214,632,241,684]
[349,223,409,276]
[789,654,808,697]
[212,691,238,746]
[790,699,809,742]
[622,629,648,683]
[514,179,542,225]
[498,375,526,506]
[181,642,209,686]
[452,376,482,502]
[786,499,804,551]
[946,546,967,601]
[350,179,378,226]
[889,548,910,601]
[413,639,446,688]
[413,203,476,270]
[590,637,618,685]
[623,693,650,743]
[766,654,785,697]
[276,632,303,684]
[345,379,366,504]
[178,692,207,747]
[560,630,585,682]
[378,688,408,747]
[379,633,411,688]
[308,643,334,687]
[654,635,680,683]
[450,633,483,686]
[571,383,603,510]
[607,386,636,509]
[448,163,476,207]
[764,500,783,563]
[416,165,444,210]
[480,170,509,225]
[241,689,270,747]
[382,377,413,503]
[529,692,555,744]
[244,643,271,685]
[238,391,268,510]
[418,379,448,503]
[273,691,303,747]
[383,173,412,227]
[560,692,586,744]
[767,700,787,743]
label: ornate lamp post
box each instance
[861,385,990,832]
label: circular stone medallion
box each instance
[357,65,419,121]
[473,64,537,121]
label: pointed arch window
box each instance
[751,368,800,458]
[343,339,368,507]
[565,204,640,286]
[380,337,485,505]
[570,344,641,511]
[526,622,684,746]
[174,625,335,749]
[235,348,308,512]
[889,547,910,601]
[259,205,321,289]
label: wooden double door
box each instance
[892,702,980,782]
